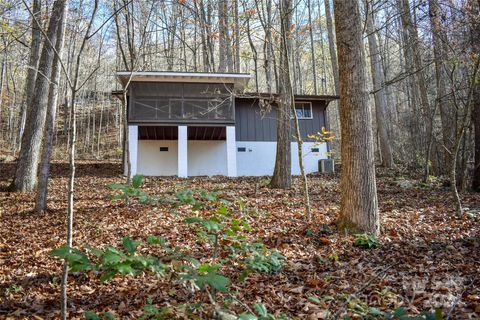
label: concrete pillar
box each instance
[126,125,138,177]
[178,126,188,178]
[226,126,237,177]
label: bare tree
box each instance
[470,0,480,191]
[324,0,339,94]
[60,3,99,318]
[13,0,67,192]
[365,0,394,167]
[270,0,293,189]
[35,0,68,213]
[16,0,41,152]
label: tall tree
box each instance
[35,0,68,213]
[365,0,394,167]
[307,0,318,94]
[270,0,293,189]
[470,0,480,191]
[218,0,233,72]
[324,0,339,94]
[13,0,67,192]
[17,0,41,152]
[334,0,380,235]
[397,0,435,177]
[429,0,455,174]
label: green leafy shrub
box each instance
[179,262,230,292]
[84,311,115,320]
[55,187,287,319]
[353,233,380,249]
[51,237,166,282]
[109,175,152,205]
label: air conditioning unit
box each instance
[319,159,335,173]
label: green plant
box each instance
[51,237,166,282]
[5,284,23,295]
[238,302,289,320]
[242,244,285,274]
[354,233,380,249]
[54,188,288,319]
[343,306,444,320]
[139,299,174,320]
[179,262,230,292]
[84,311,115,320]
[109,175,152,205]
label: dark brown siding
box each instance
[235,98,327,141]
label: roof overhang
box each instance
[237,92,339,104]
[116,71,251,90]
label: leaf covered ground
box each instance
[0,161,479,319]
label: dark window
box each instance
[294,102,313,119]
[311,147,320,153]
[160,147,169,152]
[237,147,246,152]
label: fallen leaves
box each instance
[0,161,479,318]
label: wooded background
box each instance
[0,0,479,190]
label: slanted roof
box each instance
[237,92,339,103]
[116,71,251,90]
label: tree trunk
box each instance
[218,0,228,72]
[469,0,480,191]
[324,0,339,94]
[429,0,455,173]
[397,0,434,176]
[307,0,317,94]
[35,2,67,213]
[472,84,480,191]
[234,0,240,73]
[17,0,42,152]
[270,0,293,189]
[60,3,98,318]
[365,0,394,168]
[333,0,380,235]
[13,0,67,192]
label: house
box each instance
[115,71,337,177]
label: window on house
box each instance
[160,147,169,152]
[294,102,313,119]
[237,147,246,152]
[311,147,320,153]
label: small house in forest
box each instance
[115,71,337,177]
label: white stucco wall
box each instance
[137,140,228,176]
[137,140,178,176]
[236,141,328,176]
[136,139,327,177]
[188,140,227,176]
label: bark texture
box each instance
[270,0,293,189]
[324,0,339,94]
[365,0,394,168]
[429,0,455,170]
[17,0,42,151]
[14,0,67,192]
[218,0,230,72]
[470,0,480,191]
[333,0,380,235]
[35,0,67,213]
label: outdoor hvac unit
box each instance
[319,159,335,173]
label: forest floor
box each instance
[0,161,479,319]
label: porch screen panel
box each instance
[129,81,234,123]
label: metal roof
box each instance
[237,92,339,102]
[116,71,251,90]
